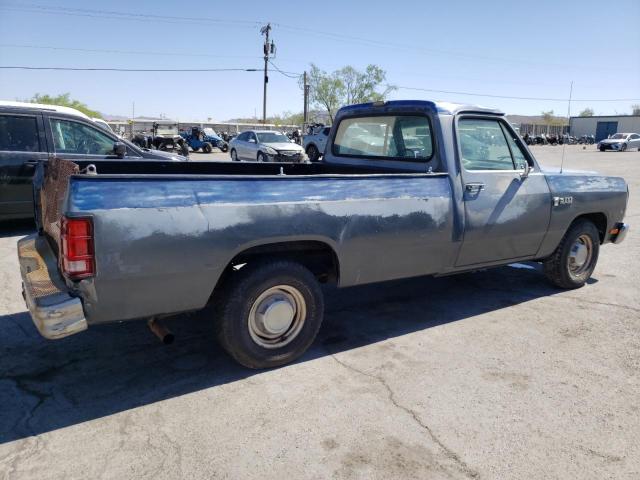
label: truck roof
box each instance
[338,100,503,116]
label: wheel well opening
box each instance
[575,212,607,243]
[215,241,340,293]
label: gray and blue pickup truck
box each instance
[18,100,629,368]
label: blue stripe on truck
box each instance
[69,176,451,211]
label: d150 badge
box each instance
[553,196,573,207]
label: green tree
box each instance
[579,108,594,117]
[28,93,102,118]
[632,104,640,115]
[304,64,395,122]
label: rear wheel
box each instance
[543,219,600,289]
[306,144,320,162]
[214,261,324,369]
[220,142,229,153]
[230,149,238,161]
[203,142,213,153]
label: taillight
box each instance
[61,216,95,279]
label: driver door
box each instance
[455,117,551,266]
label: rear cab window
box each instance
[333,115,433,161]
[0,114,41,152]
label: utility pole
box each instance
[260,23,273,124]
[303,70,309,125]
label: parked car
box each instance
[0,101,187,221]
[18,100,629,369]
[179,126,229,153]
[303,125,331,161]
[229,130,308,162]
[598,133,640,152]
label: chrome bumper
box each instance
[17,234,87,339]
[611,223,629,244]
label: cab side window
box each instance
[459,118,516,170]
[0,115,41,152]
[50,118,114,155]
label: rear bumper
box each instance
[17,234,87,339]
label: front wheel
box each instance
[257,152,268,162]
[203,142,213,153]
[543,219,600,289]
[306,144,320,162]
[230,149,239,161]
[620,143,627,152]
[214,261,324,369]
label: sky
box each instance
[0,0,639,121]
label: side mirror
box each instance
[113,141,127,158]
[519,162,531,180]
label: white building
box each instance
[570,115,640,141]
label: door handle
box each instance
[465,182,485,193]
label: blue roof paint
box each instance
[337,100,503,116]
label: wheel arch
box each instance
[569,212,608,243]
[211,238,341,299]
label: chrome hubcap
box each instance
[248,285,306,349]
[568,234,593,276]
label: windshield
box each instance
[256,132,289,143]
[203,128,219,138]
[610,133,626,139]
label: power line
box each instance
[391,85,640,102]
[0,66,260,72]
[0,43,263,60]
[1,3,263,28]
[268,61,300,79]
[1,3,630,71]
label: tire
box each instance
[192,146,200,153]
[203,142,213,153]
[214,260,324,369]
[620,143,627,152]
[306,144,320,162]
[257,151,267,162]
[599,145,605,152]
[220,142,229,153]
[543,219,600,289]
[230,149,238,161]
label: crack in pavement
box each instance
[329,352,480,479]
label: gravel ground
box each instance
[0,145,638,480]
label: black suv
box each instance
[0,103,187,221]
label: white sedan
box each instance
[229,130,309,162]
[598,133,640,152]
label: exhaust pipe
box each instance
[148,317,174,345]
